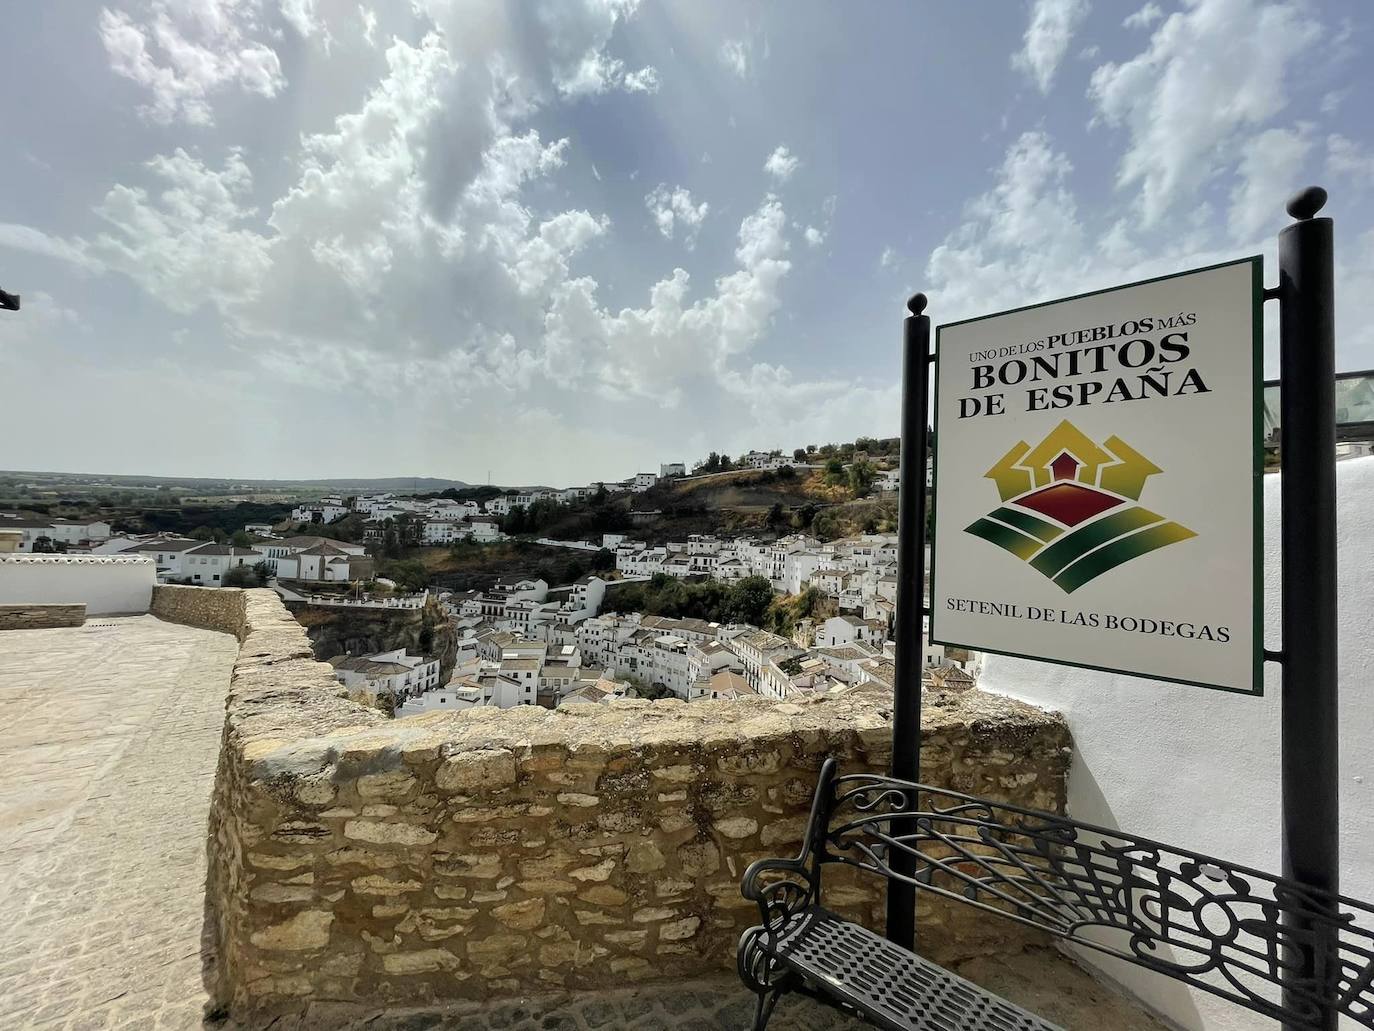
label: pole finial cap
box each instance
[1286,186,1327,220]
[906,292,928,316]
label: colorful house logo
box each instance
[964,420,1195,593]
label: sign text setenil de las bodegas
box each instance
[930,257,1263,694]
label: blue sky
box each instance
[2,0,1372,484]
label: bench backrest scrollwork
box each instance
[813,761,1374,1029]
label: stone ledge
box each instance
[174,587,1071,1019]
[0,554,154,565]
[0,603,86,630]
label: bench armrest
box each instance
[742,856,818,942]
[739,759,839,941]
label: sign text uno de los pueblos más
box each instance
[930,258,1262,694]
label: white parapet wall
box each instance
[979,455,1374,1031]
[0,555,157,615]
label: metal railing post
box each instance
[888,292,931,951]
[1277,186,1339,1030]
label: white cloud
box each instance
[1328,134,1374,181]
[879,246,898,268]
[645,185,709,248]
[1089,0,1321,225]
[542,195,793,404]
[764,145,799,183]
[0,290,86,357]
[0,224,104,273]
[1228,126,1312,239]
[1012,0,1090,94]
[1123,2,1163,29]
[99,1,286,126]
[720,38,749,77]
[358,5,377,46]
[279,0,320,37]
[91,147,271,314]
[624,66,660,92]
[926,131,1095,321]
[804,225,825,247]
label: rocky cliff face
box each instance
[285,599,458,680]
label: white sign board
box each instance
[930,258,1262,694]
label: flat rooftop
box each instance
[0,615,237,1028]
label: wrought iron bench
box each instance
[738,758,1374,1030]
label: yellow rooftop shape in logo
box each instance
[967,420,1193,593]
[984,419,1163,502]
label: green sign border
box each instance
[928,255,1265,696]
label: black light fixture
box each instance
[0,287,18,311]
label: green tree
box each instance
[251,560,274,586]
[725,576,774,627]
[223,565,258,587]
[792,447,807,463]
[823,457,846,486]
[378,558,429,592]
[765,502,785,530]
[230,529,252,547]
[848,460,877,498]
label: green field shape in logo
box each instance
[964,420,1197,593]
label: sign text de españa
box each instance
[958,313,1211,419]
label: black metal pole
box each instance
[888,292,931,951]
[1277,186,1339,1031]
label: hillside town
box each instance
[0,449,976,718]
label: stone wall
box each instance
[181,589,1071,1020]
[0,603,85,629]
[151,583,250,637]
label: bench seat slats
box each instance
[763,907,1064,1031]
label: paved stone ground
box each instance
[0,616,238,1030]
[232,951,1168,1030]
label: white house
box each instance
[178,544,262,585]
[119,537,216,580]
[631,472,659,492]
[330,648,441,704]
[468,518,503,542]
[422,519,470,545]
[814,614,886,649]
[659,463,686,478]
[740,450,787,470]
[290,502,349,524]
[1,517,112,552]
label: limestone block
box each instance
[659,916,701,941]
[577,885,627,907]
[556,792,599,807]
[714,816,759,839]
[625,840,665,873]
[350,875,422,896]
[249,911,333,951]
[436,748,517,793]
[492,898,546,930]
[569,858,616,882]
[677,839,720,877]
[343,820,436,846]
[382,949,460,975]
